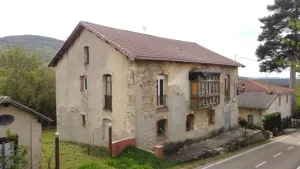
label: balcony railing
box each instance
[104,95,112,109]
[157,95,167,107]
[190,94,220,109]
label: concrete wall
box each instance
[239,108,262,126]
[0,105,42,169]
[264,93,292,118]
[55,29,135,147]
[134,61,239,150]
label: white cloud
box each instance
[0,0,290,77]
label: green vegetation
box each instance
[103,146,178,169]
[0,35,63,62]
[0,45,56,122]
[262,112,282,131]
[0,129,28,169]
[42,129,177,169]
[296,84,300,115]
[42,128,109,169]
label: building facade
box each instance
[49,21,244,150]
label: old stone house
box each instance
[49,21,244,151]
[237,80,294,126]
[0,96,52,169]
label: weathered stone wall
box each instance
[133,60,239,150]
[55,29,136,147]
[55,27,240,151]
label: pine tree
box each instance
[256,0,300,115]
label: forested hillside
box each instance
[0,35,63,62]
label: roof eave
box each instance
[48,23,84,67]
[8,100,53,123]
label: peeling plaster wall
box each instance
[134,61,239,150]
[55,29,135,147]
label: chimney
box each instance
[242,84,246,93]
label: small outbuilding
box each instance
[0,96,53,169]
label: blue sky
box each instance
[0,0,291,78]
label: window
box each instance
[104,75,112,109]
[0,115,14,126]
[189,71,220,108]
[157,119,167,138]
[80,76,87,91]
[186,114,194,131]
[225,75,230,100]
[81,115,86,127]
[84,77,87,91]
[248,115,253,123]
[157,75,166,107]
[208,110,215,124]
[279,96,281,106]
[286,95,288,104]
[84,46,89,64]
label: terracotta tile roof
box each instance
[237,80,294,94]
[49,21,244,67]
[237,92,278,109]
[0,96,53,122]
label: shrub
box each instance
[104,146,177,169]
[247,123,263,131]
[238,119,248,136]
[78,162,113,169]
[262,112,281,131]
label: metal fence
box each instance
[282,116,300,130]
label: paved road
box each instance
[197,131,300,169]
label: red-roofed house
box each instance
[237,80,294,126]
[49,21,244,151]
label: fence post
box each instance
[55,132,60,169]
[108,123,112,157]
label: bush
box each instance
[78,162,113,169]
[262,112,281,131]
[104,146,177,169]
[247,123,263,131]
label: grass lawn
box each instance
[41,128,177,169]
[42,128,292,169]
[41,128,109,169]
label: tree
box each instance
[256,0,300,115]
[0,45,56,122]
[0,129,28,169]
[238,117,248,136]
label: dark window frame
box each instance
[186,114,194,131]
[104,74,112,110]
[0,115,14,126]
[84,76,88,91]
[157,119,167,138]
[82,114,86,127]
[224,74,230,100]
[84,46,89,65]
[248,115,254,123]
[208,110,215,125]
[190,72,220,109]
[157,75,166,107]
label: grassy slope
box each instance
[42,128,109,169]
[42,129,176,169]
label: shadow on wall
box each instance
[163,127,225,155]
